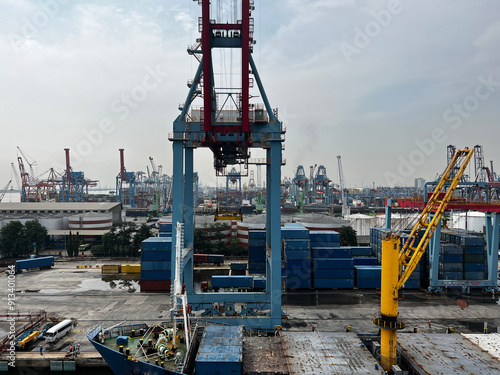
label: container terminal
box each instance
[1,1,500,374]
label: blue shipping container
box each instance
[356,278,381,289]
[141,261,171,271]
[212,275,253,288]
[310,241,341,248]
[248,230,266,239]
[285,277,311,289]
[351,247,373,257]
[464,246,485,255]
[315,278,354,289]
[439,262,463,272]
[281,227,309,239]
[313,258,354,269]
[253,277,266,289]
[286,259,311,269]
[140,270,171,281]
[284,239,311,250]
[355,266,382,279]
[231,263,247,271]
[312,248,352,258]
[248,238,266,247]
[440,254,463,263]
[464,263,485,272]
[141,237,172,251]
[455,236,484,246]
[403,279,420,289]
[158,223,172,232]
[285,249,311,260]
[141,251,171,262]
[314,269,354,279]
[286,269,311,279]
[353,257,378,266]
[309,231,340,242]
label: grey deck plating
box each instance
[282,332,384,374]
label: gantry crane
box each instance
[375,147,474,372]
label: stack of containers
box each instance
[355,265,382,288]
[195,325,243,375]
[439,243,463,280]
[140,237,171,291]
[370,228,392,263]
[351,246,373,257]
[456,231,486,280]
[248,229,266,274]
[310,230,354,288]
[314,258,354,288]
[282,224,311,289]
[158,220,172,237]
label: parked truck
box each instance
[15,256,54,273]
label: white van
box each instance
[45,319,73,343]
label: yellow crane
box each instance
[374,147,474,372]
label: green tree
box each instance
[194,228,211,253]
[24,220,48,255]
[67,231,80,257]
[90,245,106,257]
[0,221,29,257]
[339,226,358,246]
[133,224,153,253]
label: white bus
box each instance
[45,319,73,343]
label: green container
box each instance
[464,254,485,263]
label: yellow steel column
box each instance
[380,235,400,371]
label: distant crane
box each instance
[0,180,12,202]
[61,148,85,202]
[17,147,37,178]
[337,155,350,217]
[116,149,136,207]
[17,156,40,202]
[11,163,21,191]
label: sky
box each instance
[1,0,500,190]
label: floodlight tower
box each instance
[169,0,285,330]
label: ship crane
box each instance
[375,147,474,372]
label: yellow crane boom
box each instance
[375,147,474,372]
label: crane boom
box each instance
[395,147,474,290]
[0,180,12,202]
[337,155,349,217]
[375,147,474,372]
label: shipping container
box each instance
[440,254,463,263]
[353,257,378,266]
[464,262,485,272]
[351,247,373,256]
[313,258,354,269]
[102,265,121,274]
[141,251,171,262]
[253,277,266,290]
[140,261,171,271]
[355,265,382,279]
[439,271,463,280]
[281,227,310,239]
[315,278,354,289]
[464,271,486,280]
[463,246,485,255]
[310,240,341,248]
[230,263,247,271]
[285,249,311,260]
[285,277,311,289]
[212,275,253,289]
[438,262,463,272]
[403,279,421,289]
[140,279,171,292]
[141,237,172,251]
[464,254,485,263]
[309,230,340,242]
[312,247,351,258]
[121,264,140,273]
[356,278,381,289]
[248,230,266,239]
[15,256,54,272]
[314,269,354,279]
[455,236,484,246]
[140,270,171,281]
[286,258,311,269]
[283,239,311,250]
[248,238,266,247]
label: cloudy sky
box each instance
[1,0,500,191]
